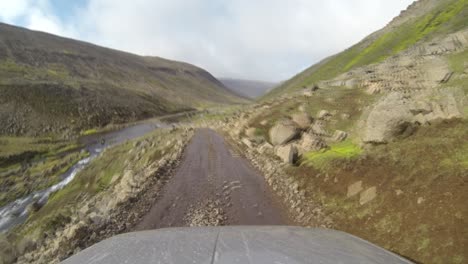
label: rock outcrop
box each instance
[291,112,313,129]
[269,120,300,146]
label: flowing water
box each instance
[0,119,165,233]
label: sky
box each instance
[0,0,414,82]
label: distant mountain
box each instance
[219,78,277,98]
[0,23,245,136]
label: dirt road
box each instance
[134,128,289,230]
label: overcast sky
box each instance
[0,0,414,82]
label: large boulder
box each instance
[275,144,297,164]
[269,120,299,146]
[291,112,313,130]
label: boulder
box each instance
[269,120,299,146]
[310,120,329,136]
[332,130,348,142]
[260,120,268,126]
[291,112,312,130]
[347,181,363,198]
[359,187,377,205]
[275,144,297,164]
[299,133,327,151]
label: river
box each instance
[0,118,166,233]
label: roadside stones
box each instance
[269,120,299,145]
[332,130,348,142]
[310,120,328,136]
[299,133,327,151]
[241,138,253,148]
[258,142,273,154]
[347,181,363,198]
[291,112,313,130]
[275,144,297,164]
[317,110,332,120]
[244,127,257,139]
[359,186,377,205]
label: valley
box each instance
[0,0,467,264]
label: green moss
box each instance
[81,129,98,136]
[302,141,362,170]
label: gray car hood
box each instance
[63,226,413,264]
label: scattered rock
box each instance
[340,113,351,120]
[347,181,363,198]
[317,110,332,120]
[275,144,297,164]
[244,127,257,139]
[291,112,313,130]
[269,120,299,145]
[417,197,425,204]
[310,120,329,136]
[332,130,348,142]
[359,186,377,205]
[299,133,327,151]
[241,138,253,148]
[260,120,268,126]
[258,142,273,154]
[395,189,404,196]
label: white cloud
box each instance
[1,0,415,81]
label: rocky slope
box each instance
[265,0,467,98]
[0,23,245,136]
[202,0,468,263]
[1,127,193,263]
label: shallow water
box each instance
[0,119,164,233]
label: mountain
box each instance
[0,23,245,136]
[219,78,277,98]
[264,0,467,98]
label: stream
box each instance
[0,119,166,233]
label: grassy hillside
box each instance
[0,23,245,136]
[264,0,468,98]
